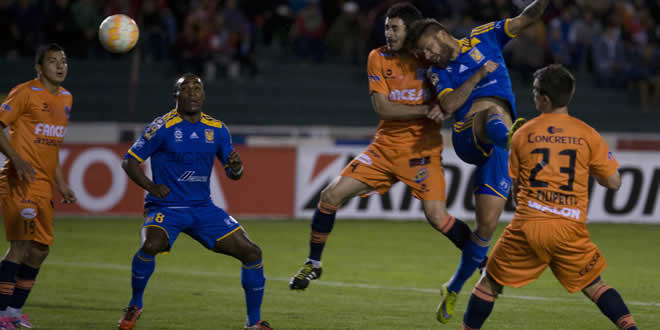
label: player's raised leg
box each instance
[583,278,638,330]
[118,226,168,330]
[290,175,371,290]
[213,228,272,330]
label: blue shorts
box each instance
[143,202,242,251]
[452,114,510,199]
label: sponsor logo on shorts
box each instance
[224,216,238,226]
[409,156,431,167]
[527,200,580,220]
[145,215,154,223]
[355,153,373,165]
[414,168,430,183]
[20,208,37,219]
[579,252,600,276]
[1,103,10,111]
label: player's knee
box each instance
[242,243,262,263]
[474,219,497,238]
[24,242,49,266]
[141,238,168,255]
[320,185,343,208]
[583,277,610,302]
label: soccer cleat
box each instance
[436,283,458,324]
[245,320,274,330]
[507,117,527,148]
[118,305,142,330]
[9,314,31,328]
[289,262,322,290]
[0,317,16,330]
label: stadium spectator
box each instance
[326,1,363,65]
[510,23,547,81]
[568,8,601,72]
[223,0,257,79]
[292,1,327,63]
[548,19,571,67]
[72,0,101,58]
[172,20,207,77]
[0,0,21,58]
[593,23,626,88]
[11,0,40,57]
[140,0,169,62]
[42,0,82,58]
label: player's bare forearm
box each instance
[593,171,621,191]
[371,93,428,120]
[122,157,155,191]
[0,123,19,161]
[55,162,66,190]
[226,150,243,180]
[508,0,550,35]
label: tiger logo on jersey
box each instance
[469,48,485,64]
[205,129,214,143]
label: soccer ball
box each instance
[98,14,140,53]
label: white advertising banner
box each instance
[295,145,660,223]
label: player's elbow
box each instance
[121,157,137,174]
[605,172,622,191]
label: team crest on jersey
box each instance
[174,128,183,142]
[469,48,484,64]
[205,129,214,143]
[414,168,429,183]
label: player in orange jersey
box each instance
[0,44,76,329]
[290,2,476,291]
[462,65,637,330]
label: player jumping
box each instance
[403,0,549,322]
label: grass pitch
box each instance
[1,218,658,329]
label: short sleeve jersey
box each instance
[0,79,72,197]
[367,46,443,150]
[509,113,619,223]
[427,19,517,122]
[125,110,235,207]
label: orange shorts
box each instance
[1,193,54,246]
[339,143,446,201]
[487,219,606,293]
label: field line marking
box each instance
[46,260,660,308]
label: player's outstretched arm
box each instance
[122,157,170,198]
[371,93,429,120]
[507,0,550,36]
[438,60,499,114]
[593,171,622,191]
[0,123,35,182]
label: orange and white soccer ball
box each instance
[98,14,140,53]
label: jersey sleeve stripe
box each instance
[128,149,145,162]
[504,19,517,38]
[471,27,495,37]
[472,22,494,34]
[437,88,454,99]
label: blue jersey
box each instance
[125,110,234,207]
[427,19,517,121]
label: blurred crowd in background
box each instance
[2,0,660,111]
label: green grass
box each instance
[1,218,658,329]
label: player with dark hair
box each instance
[403,1,550,322]
[289,2,477,292]
[462,64,637,330]
[0,43,76,329]
[118,73,272,330]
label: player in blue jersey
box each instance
[118,73,273,330]
[404,0,550,323]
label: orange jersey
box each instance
[0,79,72,198]
[367,46,442,151]
[509,113,619,223]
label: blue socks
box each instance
[309,202,337,262]
[0,260,19,310]
[447,232,490,293]
[242,260,265,326]
[9,264,39,309]
[485,114,510,149]
[129,250,155,309]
